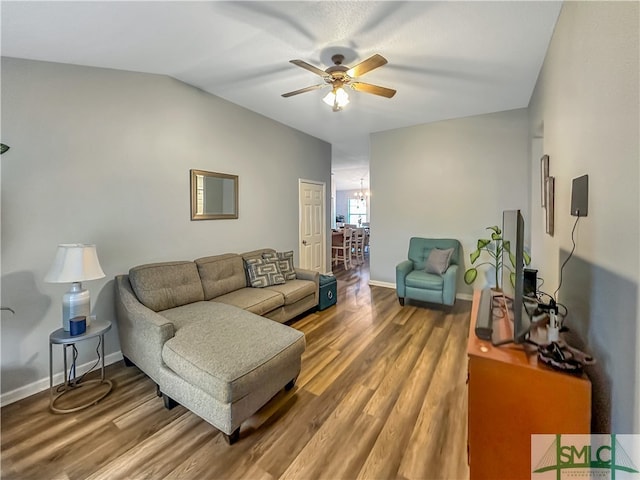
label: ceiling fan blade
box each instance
[351,82,396,98]
[281,84,326,98]
[347,54,388,77]
[289,59,329,78]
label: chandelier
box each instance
[353,178,369,202]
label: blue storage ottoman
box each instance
[318,274,337,310]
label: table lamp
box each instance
[44,244,105,331]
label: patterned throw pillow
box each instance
[425,247,455,275]
[263,251,297,281]
[245,258,286,287]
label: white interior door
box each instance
[299,180,325,272]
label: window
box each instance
[348,199,367,226]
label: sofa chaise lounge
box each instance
[115,248,319,443]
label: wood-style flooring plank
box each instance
[397,309,471,480]
[304,303,400,396]
[86,411,216,480]
[278,383,376,480]
[1,258,472,480]
[356,314,455,480]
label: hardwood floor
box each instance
[1,260,471,480]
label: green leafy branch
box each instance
[463,225,531,289]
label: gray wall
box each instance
[0,58,331,400]
[370,108,530,296]
[528,1,639,433]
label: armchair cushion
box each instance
[425,247,455,275]
[406,270,445,290]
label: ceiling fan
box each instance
[282,54,396,111]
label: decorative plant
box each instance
[463,225,531,290]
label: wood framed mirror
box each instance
[190,169,238,220]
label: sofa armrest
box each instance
[294,267,319,283]
[115,275,176,384]
[395,260,413,297]
[294,267,320,303]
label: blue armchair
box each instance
[396,237,462,306]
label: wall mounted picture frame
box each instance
[545,176,555,236]
[540,154,549,207]
[190,169,239,220]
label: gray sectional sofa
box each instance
[114,248,319,443]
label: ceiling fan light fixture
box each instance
[283,53,395,108]
[323,86,349,111]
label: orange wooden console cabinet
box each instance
[467,289,591,480]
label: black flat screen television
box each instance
[497,209,533,345]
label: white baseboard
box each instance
[367,280,473,302]
[0,351,124,407]
[368,280,395,289]
[456,292,473,301]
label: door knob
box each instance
[302,240,308,245]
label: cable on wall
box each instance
[554,215,580,301]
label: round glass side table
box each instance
[48,320,113,413]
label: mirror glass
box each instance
[190,169,238,220]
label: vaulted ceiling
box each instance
[1,1,562,189]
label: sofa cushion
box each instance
[245,258,285,287]
[212,287,284,315]
[195,254,247,300]
[264,279,316,306]
[263,251,297,281]
[242,248,276,262]
[161,302,305,403]
[159,301,223,331]
[129,261,204,312]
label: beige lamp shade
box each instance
[44,244,105,283]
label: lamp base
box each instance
[62,282,91,331]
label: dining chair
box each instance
[332,228,353,270]
[363,229,370,255]
[352,228,366,265]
